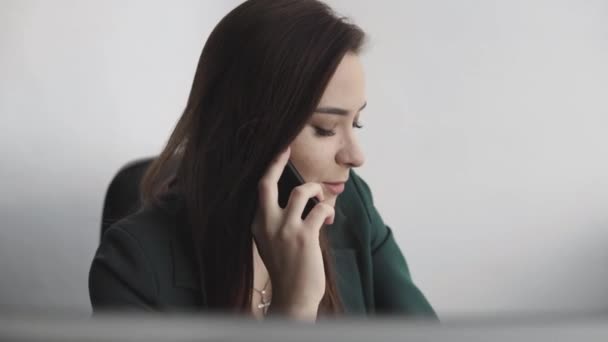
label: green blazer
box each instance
[89,170,437,318]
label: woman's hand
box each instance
[251,146,335,321]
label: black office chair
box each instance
[100,157,155,240]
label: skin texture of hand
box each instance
[251,146,335,321]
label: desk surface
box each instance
[1,311,608,342]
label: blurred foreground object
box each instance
[1,311,608,341]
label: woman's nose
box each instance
[337,138,365,168]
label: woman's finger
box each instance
[284,182,325,223]
[303,202,335,231]
[257,146,291,215]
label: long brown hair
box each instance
[140,0,366,316]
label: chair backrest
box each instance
[100,157,155,240]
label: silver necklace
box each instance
[252,278,271,314]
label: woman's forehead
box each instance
[317,54,366,112]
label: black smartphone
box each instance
[277,160,320,219]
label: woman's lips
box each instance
[323,182,345,195]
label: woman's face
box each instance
[289,53,367,207]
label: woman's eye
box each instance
[314,121,364,137]
[314,127,335,137]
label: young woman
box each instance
[89,0,437,322]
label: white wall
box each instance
[1,0,607,317]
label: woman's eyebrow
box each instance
[314,101,367,116]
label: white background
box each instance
[1,0,607,317]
